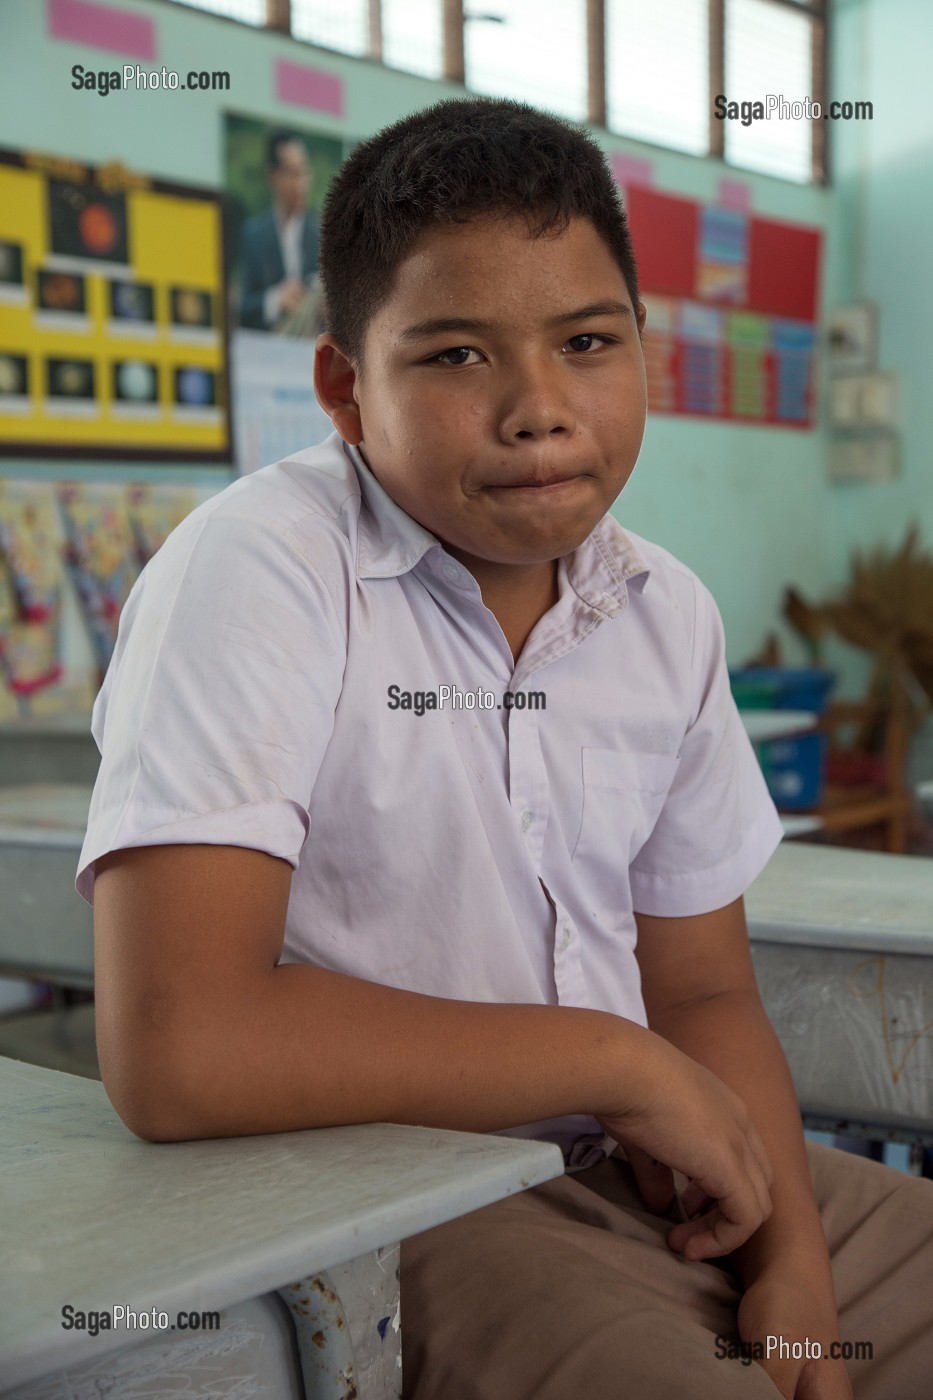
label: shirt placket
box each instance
[507,711,587,1007]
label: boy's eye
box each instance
[430,346,477,367]
[427,334,613,367]
[567,334,610,353]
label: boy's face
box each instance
[314,214,647,572]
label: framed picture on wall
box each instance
[825,301,878,375]
[223,112,349,339]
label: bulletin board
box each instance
[623,185,823,428]
[0,147,232,461]
[0,474,203,720]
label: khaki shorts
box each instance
[400,1140,933,1399]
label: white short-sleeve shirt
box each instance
[76,430,783,1172]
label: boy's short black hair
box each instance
[318,96,641,379]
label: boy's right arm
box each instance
[93,842,771,1255]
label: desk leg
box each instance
[277,1242,402,1400]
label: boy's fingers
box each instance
[624,1144,677,1213]
[668,1208,747,1260]
[667,1168,767,1258]
[680,1181,713,1218]
[740,1134,774,1225]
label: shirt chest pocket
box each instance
[571,747,681,913]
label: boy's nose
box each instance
[493,366,574,442]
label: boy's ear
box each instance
[313,335,364,445]
[636,300,647,336]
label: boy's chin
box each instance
[473,537,593,568]
[504,523,604,564]
[444,517,603,569]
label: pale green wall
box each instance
[0,0,841,668]
[826,0,933,578]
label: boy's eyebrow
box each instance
[397,298,633,343]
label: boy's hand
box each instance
[738,1272,854,1399]
[594,1032,774,1258]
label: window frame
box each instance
[158,0,830,185]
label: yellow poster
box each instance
[0,148,231,461]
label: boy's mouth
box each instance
[487,472,587,493]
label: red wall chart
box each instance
[623,186,822,429]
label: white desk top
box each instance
[740,710,818,743]
[746,840,933,955]
[0,783,92,847]
[0,713,93,737]
[779,814,825,838]
[0,1058,564,1390]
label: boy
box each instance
[79,97,933,1398]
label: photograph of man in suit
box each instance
[238,130,322,333]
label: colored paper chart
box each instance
[0,147,231,461]
[126,482,200,563]
[56,484,140,678]
[0,478,205,717]
[624,185,822,428]
[0,482,64,713]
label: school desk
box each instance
[0,1056,564,1399]
[0,784,93,988]
[2,786,932,1144]
[0,714,99,789]
[739,709,818,744]
[745,840,933,1145]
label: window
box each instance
[463,0,587,122]
[724,0,818,183]
[606,0,709,157]
[165,0,266,23]
[290,0,369,56]
[163,1,828,184]
[382,0,444,81]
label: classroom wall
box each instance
[826,0,933,579]
[0,0,840,692]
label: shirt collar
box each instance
[275,205,305,233]
[345,438,441,578]
[342,436,651,608]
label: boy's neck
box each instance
[444,551,560,666]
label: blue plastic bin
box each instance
[729,667,835,809]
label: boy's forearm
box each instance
[649,989,834,1291]
[134,961,640,1142]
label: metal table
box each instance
[0,784,94,987]
[0,1057,563,1398]
[746,840,933,1143]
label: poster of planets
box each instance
[108,279,155,326]
[170,286,214,330]
[174,365,216,408]
[0,354,28,398]
[46,357,96,401]
[37,269,87,316]
[48,178,129,268]
[113,359,159,407]
[0,240,25,298]
[0,146,231,460]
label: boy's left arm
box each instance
[634,894,854,1400]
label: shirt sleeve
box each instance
[628,575,784,917]
[75,508,346,906]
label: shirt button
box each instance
[521,809,533,833]
[441,561,460,582]
[562,927,572,950]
